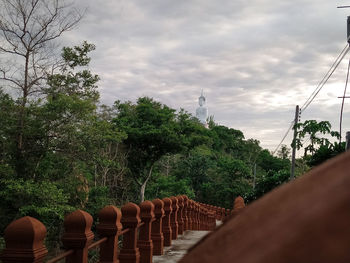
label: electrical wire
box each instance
[273,42,350,155]
[339,57,350,143]
[272,121,294,155]
[300,44,350,114]
[300,44,349,111]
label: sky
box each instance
[60,0,350,154]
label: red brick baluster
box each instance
[221,208,225,221]
[209,206,216,230]
[191,200,197,230]
[207,210,213,231]
[162,197,172,246]
[119,203,141,263]
[197,205,201,230]
[1,216,48,263]
[207,209,211,230]
[151,199,165,255]
[189,201,195,230]
[62,210,94,263]
[187,199,193,230]
[195,203,200,230]
[203,206,206,230]
[170,196,179,239]
[215,206,220,220]
[97,205,122,263]
[205,208,210,230]
[182,195,188,231]
[138,201,155,263]
[177,195,184,235]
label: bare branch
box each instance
[0,68,22,88]
[0,0,84,97]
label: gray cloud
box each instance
[59,0,350,151]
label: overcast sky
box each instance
[61,0,350,154]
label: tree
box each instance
[257,149,290,174]
[294,120,344,166]
[295,120,339,157]
[277,144,291,160]
[0,0,82,175]
[113,97,184,202]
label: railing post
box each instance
[151,199,165,255]
[176,196,184,235]
[207,209,212,230]
[162,197,172,246]
[191,200,197,230]
[215,206,220,220]
[197,203,201,230]
[231,196,246,218]
[195,202,199,230]
[187,200,193,230]
[198,206,202,230]
[203,208,208,230]
[138,201,155,263]
[211,211,216,230]
[170,196,179,239]
[207,211,213,231]
[119,203,141,263]
[1,216,48,263]
[221,208,225,221]
[62,210,94,263]
[97,205,122,263]
[182,195,188,231]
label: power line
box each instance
[273,120,294,155]
[300,44,350,113]
[273,43,350,155]
[300,44,349,110]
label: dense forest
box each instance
[0,41,344,251]
[0,0,345,252]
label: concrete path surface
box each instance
[152,230,210,263]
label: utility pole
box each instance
[290,105,300,180]
[346,131,350,151]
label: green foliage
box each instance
[210,125,244,156]
[257,149,290,174]
[307,142,345,167]
[173,146,214,195]
[113,97,191,201]
[0,177,74,246]
[47,41,100,102]
[0,40,312,254]
[295,120,340,156]
[294,120,344,167]
[114,97,181,174]
[0,42,131,251]
[253,170,290,199]
[277,144,291,160]
[146,174,195,200]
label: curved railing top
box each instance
[0,195,229,263]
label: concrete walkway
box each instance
[152,230,210,263]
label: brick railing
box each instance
[0,195,229,263]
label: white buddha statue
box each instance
[196,90,208,128]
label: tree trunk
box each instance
[139,165,154,202]
[140,182,146,203]
[15,53,30,176]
